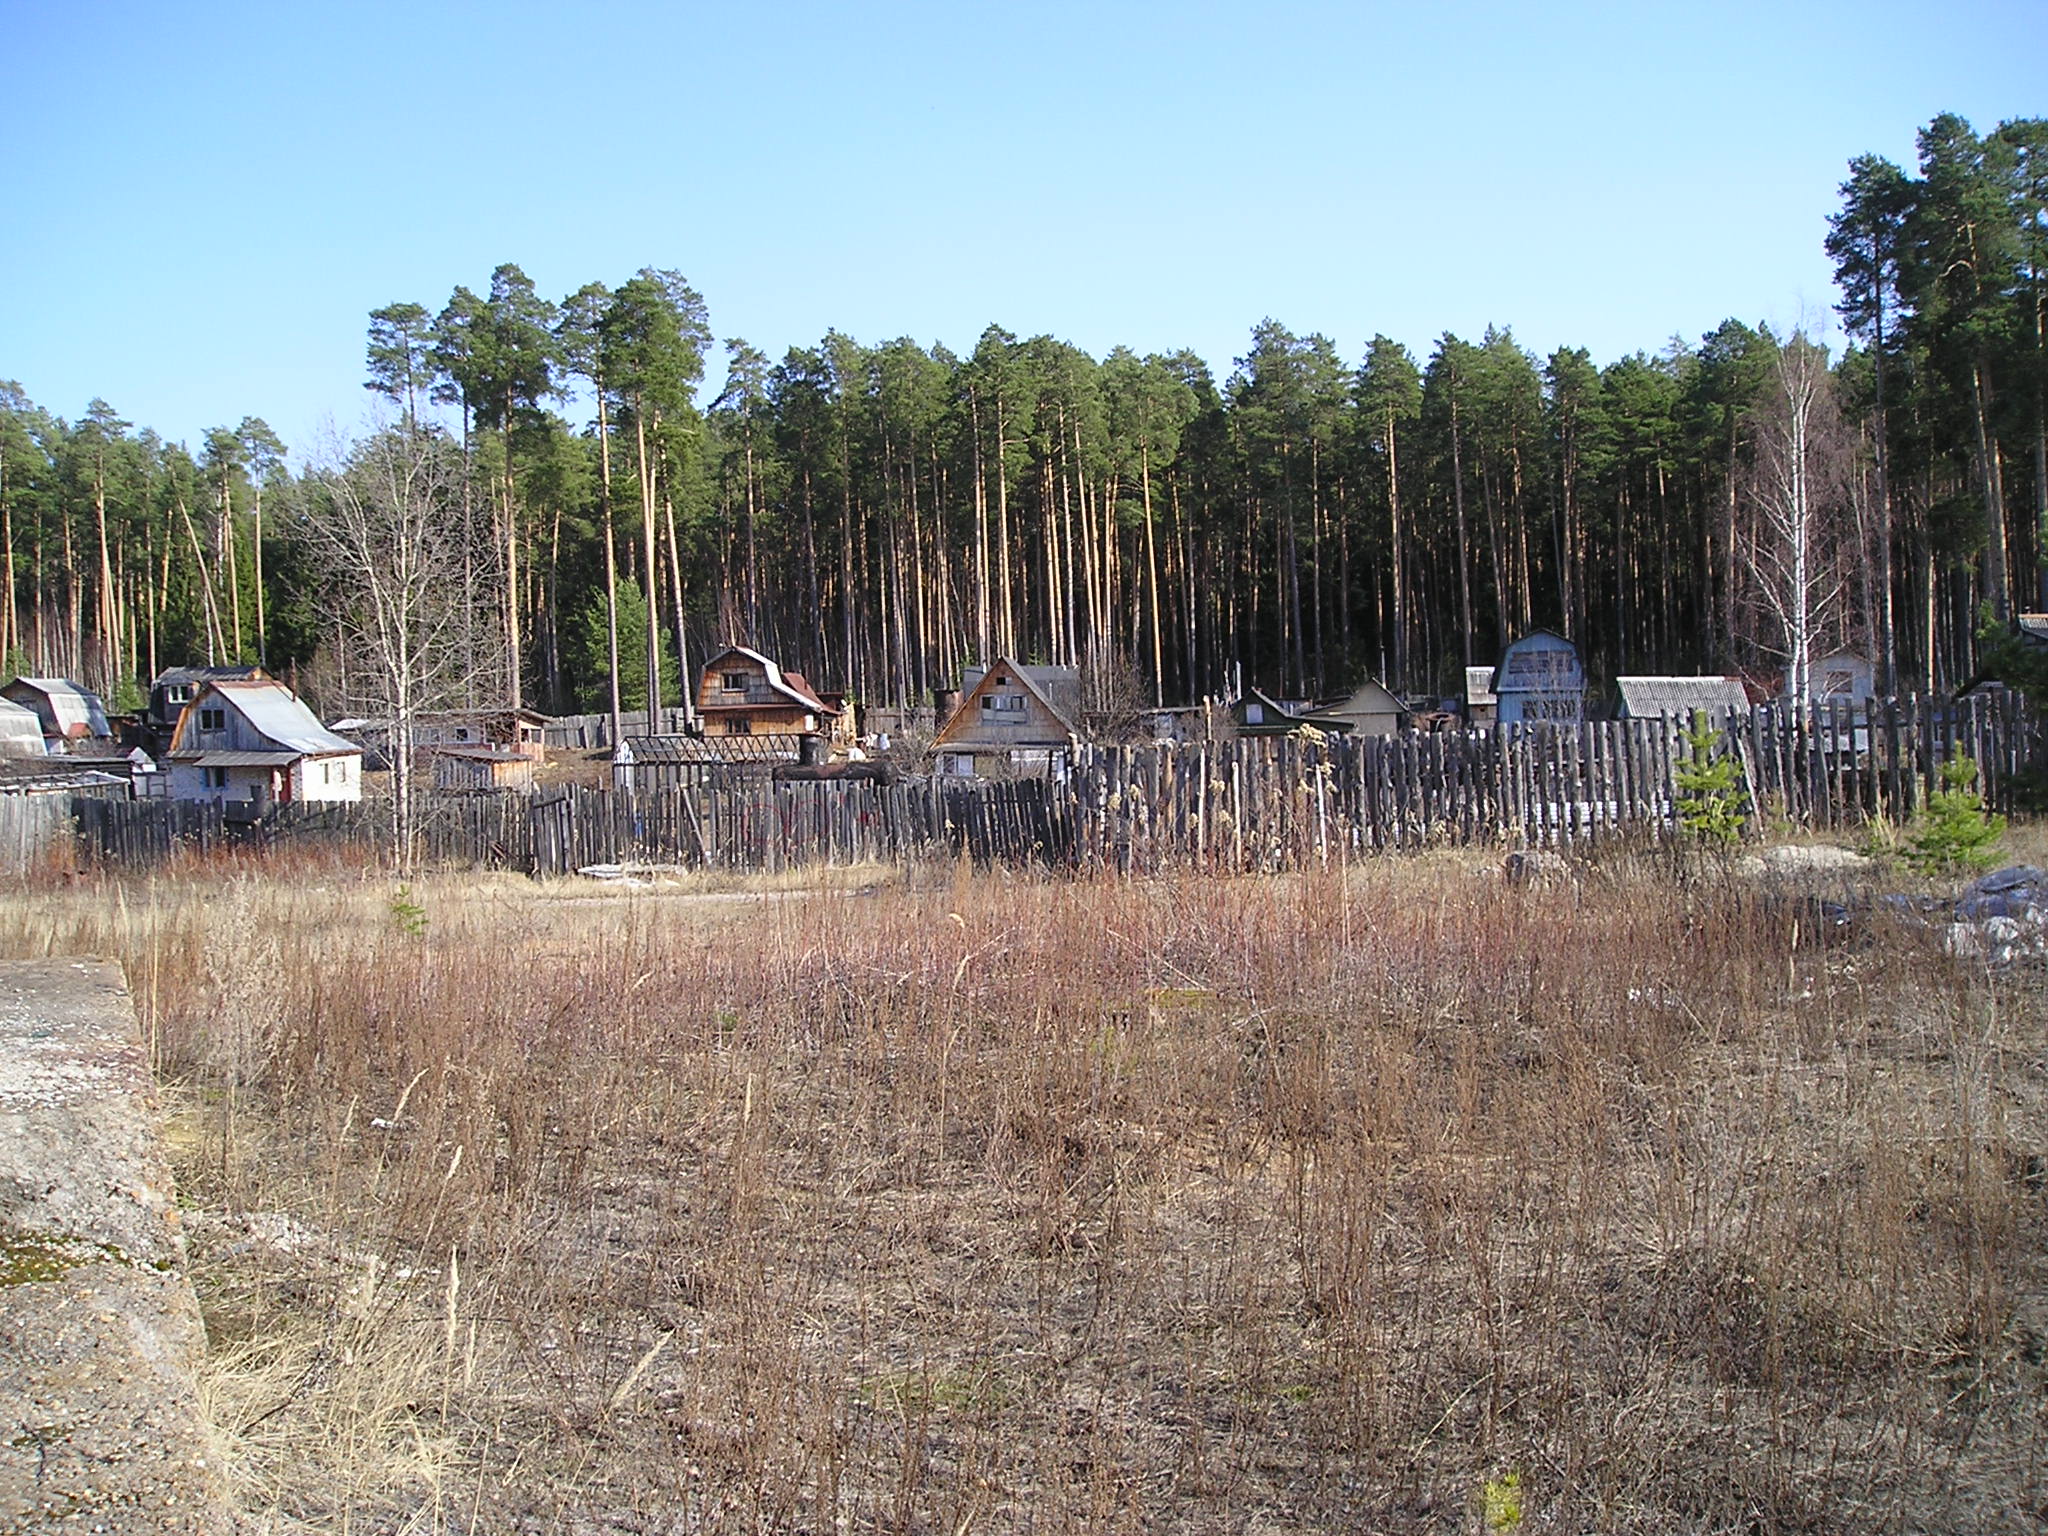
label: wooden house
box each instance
[166,680,362,809]
[1491,631,1584,725]
[2,678,111,747]
[695,645,838,737]
[931,658,1081,777]
[1229,688,1349,737]
[1316,679,1409,737]
[145,665,266,754]
[1614,676,1751,725]
[1802,649,1875,705]
[1464,666,1499,728]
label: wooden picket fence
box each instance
[1068,692,2040,872]
[22,692,2042,879]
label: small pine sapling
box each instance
[1904,756,2004,875]
[389,884,429,939]
[1672,710,1747,846]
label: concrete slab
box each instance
[0,957,233,1533]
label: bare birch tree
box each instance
[303,425,474,867]
[1736,332,1858,700]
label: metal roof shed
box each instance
[0,699,46,757]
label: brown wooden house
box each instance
[695,646,839,738]
[931,659,1081,777]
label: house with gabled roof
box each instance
[1228,687,1349,738]
[1315,678,1409,737]
[932,658,1081,777]
[166,679,362,808]
[695,645,840,739]
[145,665,267,754]
[1492,630,1584,725]
[2,677,111,747]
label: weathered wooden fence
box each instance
[22,693,2043,878]
[0,794,77,874]
[1068,692,2040,870]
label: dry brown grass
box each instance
[1,839,2045,1533]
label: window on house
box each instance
[200,707,225,731]
[454,727,471,741]
[729,717,752,734]
[723,672,747,692]
[983,693,1025,713]
[203,767,228,789]
[1823,670,1853,696]
[1245,703,1264,724]
[166,685,190,703]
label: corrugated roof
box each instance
[8,678,110,737]
[1615,676,1751,719]
[204,681,361,755]
[0,698,45,754]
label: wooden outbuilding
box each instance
[432,745,538,792]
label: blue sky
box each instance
[3,0,2041,456]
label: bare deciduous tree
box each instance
[303,425,479,866]
[1736,332,1861,699]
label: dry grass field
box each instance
[2,839,2045,1533]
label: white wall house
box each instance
[166,681,362,809]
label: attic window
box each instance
[200,707,225,731]
[723,672,747,692]
[1823,670,1853,696]
[984,694,1024,712]
[166,685,190,703]
[1246,703,1264,724]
